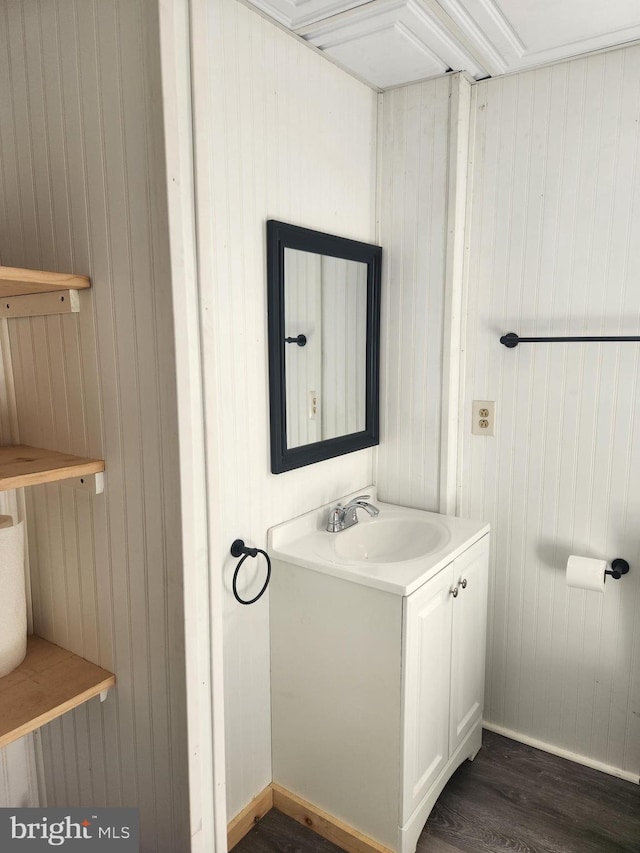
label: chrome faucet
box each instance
[326,495,380,533]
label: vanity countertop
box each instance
[268,488,489,596]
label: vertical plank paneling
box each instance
[204,0,377,819]
[0,737,39,808]
[463,46,640,779]
[377,77,452,512]
[0,3,41,806]
[0,0,190,848]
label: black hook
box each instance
[230,539,271,605]
[231,539,258,558]
[605,558,630,580]
[284,334,307,347]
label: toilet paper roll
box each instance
[0,520,27,676]
[566,555,607,592]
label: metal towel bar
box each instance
[500,332,640,348]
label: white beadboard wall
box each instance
[377,75,452,511]
[0,0,190,847]
[462,46,640,779]
[201,0,378,819]
[0,738,39,807]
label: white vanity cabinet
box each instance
[270,520,489,853]
[401,537,489,836]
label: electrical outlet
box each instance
[472,400,496,436]
[309,391,318,420]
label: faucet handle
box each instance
[326,503,346,532]
[346,494,371,505]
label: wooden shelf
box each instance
[0,445,105,491]
[0,265,90,298]
[0,636,115,748]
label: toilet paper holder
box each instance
[605,559,630,580]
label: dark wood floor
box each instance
[234,731,640,853]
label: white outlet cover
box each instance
[472,400,496,436]
[309,390,318,420]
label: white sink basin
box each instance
[268,488,489,596]
[332,516,450,563]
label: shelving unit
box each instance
[0,265,90,296]
[0,267,105,490]
[0,445,104,491]
[0,265,113,742]
[0,265,91,319]
[0,637,115,749]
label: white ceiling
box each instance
[245,0,640,88]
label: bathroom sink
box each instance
[268,488,490,596]
[332,516,450,563]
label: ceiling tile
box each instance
[437,0,640,73]
[246,0,374,28]
[243,0,640,88]
[299,0,490,86]
[318,25,449,88]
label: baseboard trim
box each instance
[227,783,393,853]
[272,784,394,853]
[483,722,639,785]
[227,786,274,850]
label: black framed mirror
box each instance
[267,220,381,473]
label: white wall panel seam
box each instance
[439,74,471,517]
[133,0,162,832]
[396,87,407,501]
[493,78,510,724]
[618,55,640,769]
[1,4,25,257]
[71,0,91,275]
[17,2,42,264]
[562,61,594,749]
[35,4,58,267]
[513,69,549,733]
[455,81,475,516]
[410,84,424,502]
[0,4,12,253]
[52,2,74,264]
[93,0,130,805]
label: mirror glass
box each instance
[267,221,381,473]
[284,249,367,448]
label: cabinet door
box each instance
[449,535,489,754]
[401,563,454,824]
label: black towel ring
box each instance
[230,539,272,605]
